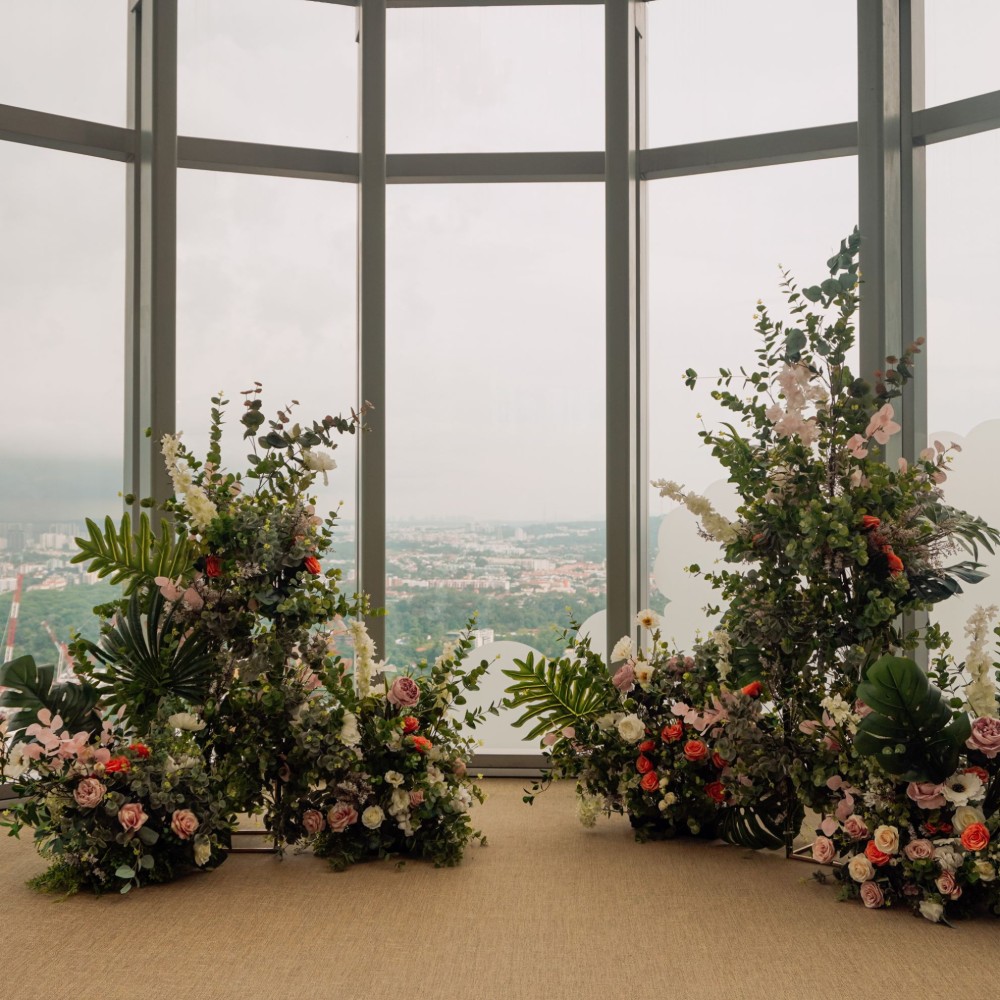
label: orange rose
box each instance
[741,681,763,698]
[638,739,656,753]
[884,548,904,576]
[661,722,683,743]
[860,515,881,531]
[636,754,653,774]
[128,743,151,759]
[683,740,709,763]
[961,822,991,852]
[864,840,891,867]
[104,756,131,774]
[640,771,659,792]
[303,556,322,575]
[705,781,726,803]
[711,752,729,769]
[411,736,432,754]
[402,716,420,735]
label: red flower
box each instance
[104,756,131,774]
[961,822,990,852]
[402,716,420,735]
[741,681,763,698]
[937,822,953,835]
[303,556,322,575]
[704,781,726,803]
[683,740,709,763]
[884,548,904,576]
[711,752,729,769]
[965,766,990,785]
[864,840,891,867]
[638,739,656,753]
[923,822,938,836]
[411,736,432,755]
[636,754,654,775]
[128,743,151,759]
[640,771,659,792]
[860,515,881,531]
[205,555,222,578]
[661,722,684,743]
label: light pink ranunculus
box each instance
[612,663,635,692]
[812,836,836,864]
[859,881,884,909]
[843,815,869,840]
[904,838,934,861]
[73,777,106,809]
[967,717,1000,759]
[302,809,325,835]
[170,809,200,840]
[118,802,148,833]
[906,781,947,809]
[409,790,425,808]
[327,802,359,833]
[387,676,421,708]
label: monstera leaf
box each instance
[854,655,971,784]
[0,655,102,739]
[719,787,802,851]
[502,652,613,742]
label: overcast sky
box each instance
[1,0,998,531]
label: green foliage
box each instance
[854,654,972,783]
[70,512,193,593]
[502,651,613,741]
[718,787,802,851]
[0,654,101,738]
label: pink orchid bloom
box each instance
[846,434,869,460]
[864,403,901,445]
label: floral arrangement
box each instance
[0,708,230,895]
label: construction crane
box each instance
[2,571,24,663]
[40,619,74,679]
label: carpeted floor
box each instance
[1,778,995,1000]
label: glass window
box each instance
[387,5,603,153]
[647,157,858,647]
[385,183,605,752]
[925,1,1000,108]
[178,0,358,149]
[645,1,857,148]
[0,0,126,125]
[0,143,125,666]
[176,170,358,590]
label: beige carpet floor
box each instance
[1,778,997,1000]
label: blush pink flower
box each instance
[864,403,901,445]
[904,838,935,861]
[967,717,1000,759]
[812,836,836,864]
[73,777,106,809]
[118,802,148,833]
[170,809,200,840]
[906,781,948,809]
[846,433,869,460]
[859,881,884,909]
[936,870,962,898]
[409,790,425,807]
[387,676,421,708]
[327,802,359,833]
[302,809,325,835]
[612,663,635,693]
[843,815,869,840]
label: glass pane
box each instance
[647,157,858,647]
[646,1,857,148]
[179,0,357,150]
[0,143,124,665]
[176,170,358,589]
[0,0,126,124]
[386,183,605,754]
[925,131,1000,647]
[926,1,1000,108]
[387,6,603,153]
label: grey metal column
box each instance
[357,0,387,654]
[605,0,646,658]
[125,0,178,515]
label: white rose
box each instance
[919,900,945,923]
[167,712,206,732]
[951,805,986,833]
[193,836,212,867]
[339,711,361,747]
[596,713,619,732]
[385,770,404,788]
[361,806,385,829]
[610,636,634,663]
[301,448,337,485]
[975,860,996,882]
[872,825,899,855]
[934,841,964,873]
[847,854,875,883]
[616,714,645,743]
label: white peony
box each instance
[934,841,964,873]
[301,448,337,486]
[847,854,875,883]
[361,806,385,829]
[610,636,634,663]
[167,712,206,732]
[616,714,645,743]
[919,900,945,923]
[339,711,361,747]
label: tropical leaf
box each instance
[75,588,217,731]
[0,655,102,739]
[502,653,613,742]
[854,654,971,783]
[718,787,801,851]
[70,512,193,594]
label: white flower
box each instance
[933,841,964,873]
[635,665,655,687]
[576,792,602,828]
[964,605,1000,718]
[952,805,986,834]
[616,714,645,743]
[339,711,361,747]
[662,792,677,807]
[193,836,212,867]
[3,742,32,779]
[595,712,620,732]
[872,825,899,855]
[167,712,206,732]
[183,485,218,530]
[385,770,405,788]
[426,764,446,789]
[974,860,996,882]
[635,609,660,630]
[708,629,732,681]
[301,448,337,486]
[919,900,945,924]
[942,772,984,807]
[847,854,875,883]
[361,806,385,829]
[820,694,855,728]
[610,636,634,663]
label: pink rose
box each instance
[906,781,947,809]
[812,836,836,864]
[859,881,884,909]
[302,809,325,835]
[453,760,467,778]
[327,802,359,833]
[843,815,869,840]
[967,717,1000,759]
[118,802,148,833]
[170,809,200,840]
[612,663,635,692]
[73,777,106,809]
[409,790,425,807]
[904,838,935,861]
[387,676,421,708]
[936,870,962,898]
